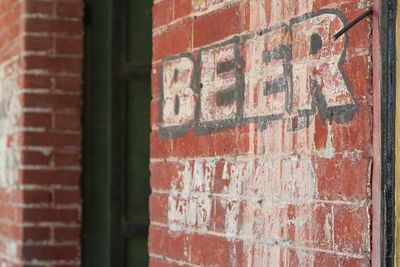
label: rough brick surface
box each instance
[0,0,83,266]
[151,0,372,266]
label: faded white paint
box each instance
[270,0,314,23]
[199,43,238,123]
[292,14,355,109]
[192,0,238,12]
[167,155,317,232]
[243,27,288,119]
[160,12,356,134]
[168,160,216,231]
[0,61,20,189]
[160,0,372,265]
[223,156,317,239]
[161,57,196,128]
[244,12,354,121]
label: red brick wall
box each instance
[0,0,83,266]
[150,0,372,266]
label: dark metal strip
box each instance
[334,8,373,40]
[380,0,397,265]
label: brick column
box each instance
[0,0,83,266]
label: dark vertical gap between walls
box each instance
[82,0,113,266]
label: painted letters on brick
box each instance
[159,10,357,138]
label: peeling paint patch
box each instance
[192,0,238,12]
[153,0,372,265]
[167,156,317,237]
[0,62,20,189]
[168,160,216,231]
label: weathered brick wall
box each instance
[0,0,25,264]
[150,0,372,266]
[0,0,83,266]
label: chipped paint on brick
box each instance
[270,0,314,23]
[166,156,317,235]
[168,160,216,231]
[199,40,242,125]
[0,61,20,189]
[161,56,196,129]
[153,0,372,265]
[159,9,358,138]
[192,0,238,12]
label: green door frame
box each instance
[82,0,152,265]
[82,0,114,265]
